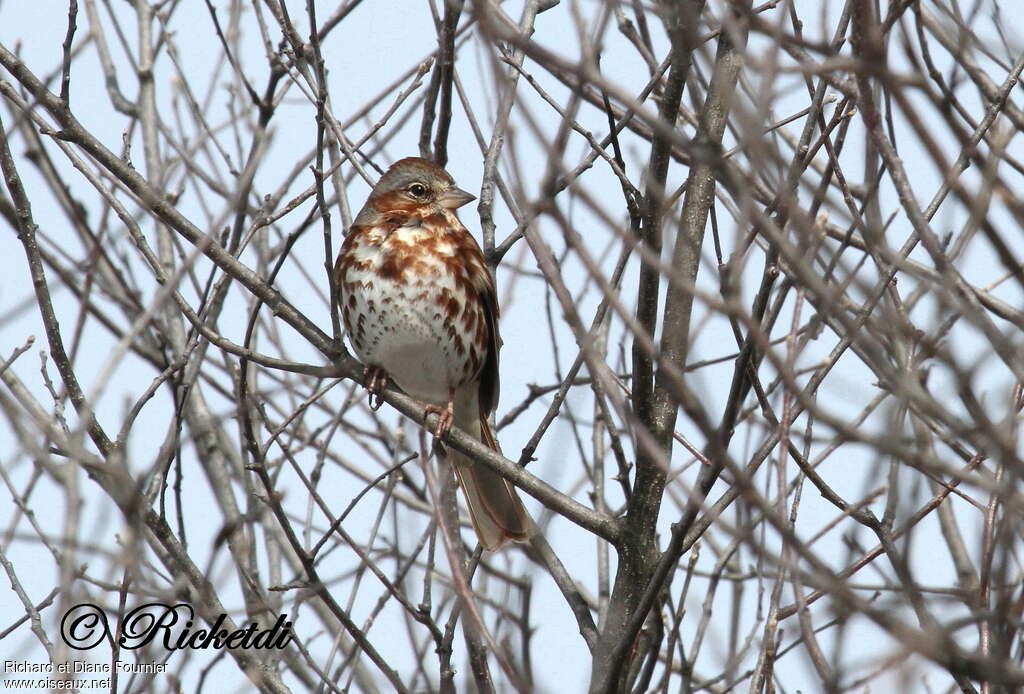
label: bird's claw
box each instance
[363,366,389,411]
[424,402,455,438]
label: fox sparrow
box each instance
[335,157,532,550]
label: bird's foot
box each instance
[424,393,455,438]
[363,365,390,411]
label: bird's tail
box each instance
[450,405,532,551]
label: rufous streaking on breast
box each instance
[335,156,532,550]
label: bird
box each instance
[334,157,532,550]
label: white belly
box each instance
[345,274,465,404]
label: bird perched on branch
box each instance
[335,157,532,550]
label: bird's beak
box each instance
[438,187,476,209]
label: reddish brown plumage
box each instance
[334,157,531,550]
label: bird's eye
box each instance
[407,183,428,198]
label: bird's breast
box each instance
[338,233,486,404]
